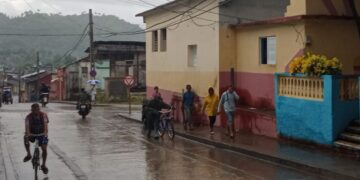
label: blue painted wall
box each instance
[275,74,359,145]
[332,76,359,140]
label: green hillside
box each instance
[0,11,144,71]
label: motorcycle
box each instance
[78,103,90,119]
[2,88,12,105]
[40,93,49,107]
[2,95,11,104]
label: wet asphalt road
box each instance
[0,102,328,180]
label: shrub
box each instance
[289,53,342,76]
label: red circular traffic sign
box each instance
[123,75,135,87]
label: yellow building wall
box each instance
[219,25,237,72]
[235,23,306,74]
[286,0,360,17]
[286,0,307,16]
[144,0,221,97]
[305,19,360,74]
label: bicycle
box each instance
[158,108,175,140]
[29,134,44,180]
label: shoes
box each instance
[210,131,215,135]
[41,165,49,174]
[23,155,32,162]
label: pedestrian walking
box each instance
[217,86,239,138]
[90,85,96,104]
[202,87,219,135]
[152,86,162,100]
[182,84,195,130]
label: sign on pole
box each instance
[90,69,97,78]
[123,75,135,114]
[123,75,135,87]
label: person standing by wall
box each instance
[182,84,195,130]
[152,86,162,100]
[217,86,239,139]
[202,87,219,135]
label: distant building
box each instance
[21,70,52,102]
[85,41,146,101]
[56,57,90,101]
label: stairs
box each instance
[334,120,360,151]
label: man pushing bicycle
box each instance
[23,103,49,174]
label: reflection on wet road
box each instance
[0,103,326,180]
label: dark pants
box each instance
[209,116,216,130]
[146,111,160,132]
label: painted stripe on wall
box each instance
[220,72,275,109]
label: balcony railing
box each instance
[340,78,359,100]
[278,76,324,100]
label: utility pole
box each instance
[18,69,22,103]
[89,9,95,80]
[136,52,140,87]
[88,9,97,105]
[1,67,4,106]
[36,51,40,101]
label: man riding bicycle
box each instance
[23,103,49,174]
[143,97,171,138]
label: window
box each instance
[160,28,167,52]
[81,67,88,78]
[152,31,158,52]
[260,36,276,65]
[188,45,197,67]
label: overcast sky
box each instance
[0,0,170,25]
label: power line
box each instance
[22,0,36,11]
[111,0,226,35]
[54,24,89,63]
[0,33,98,37]
[39,0,85,28]
[97,0,213,36]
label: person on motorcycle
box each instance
[23,103,49,174]
[3,89,11,103]
[77,88,91,109]
[143,97,171,138]
[39,83,50,101]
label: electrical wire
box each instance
[54,24,89,63]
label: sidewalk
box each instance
[118,111,360,180]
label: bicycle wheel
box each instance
[167,120,175,140]
[33,148,40,180]
[158,119,165,137]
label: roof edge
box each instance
[236,15,355,28]
[136,0,182,17]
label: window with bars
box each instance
[152,31,158,52]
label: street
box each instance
[0,102,327,180]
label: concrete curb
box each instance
[50,143,87,180]
[117,113,358,180]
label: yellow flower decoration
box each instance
[288,52,342,76]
